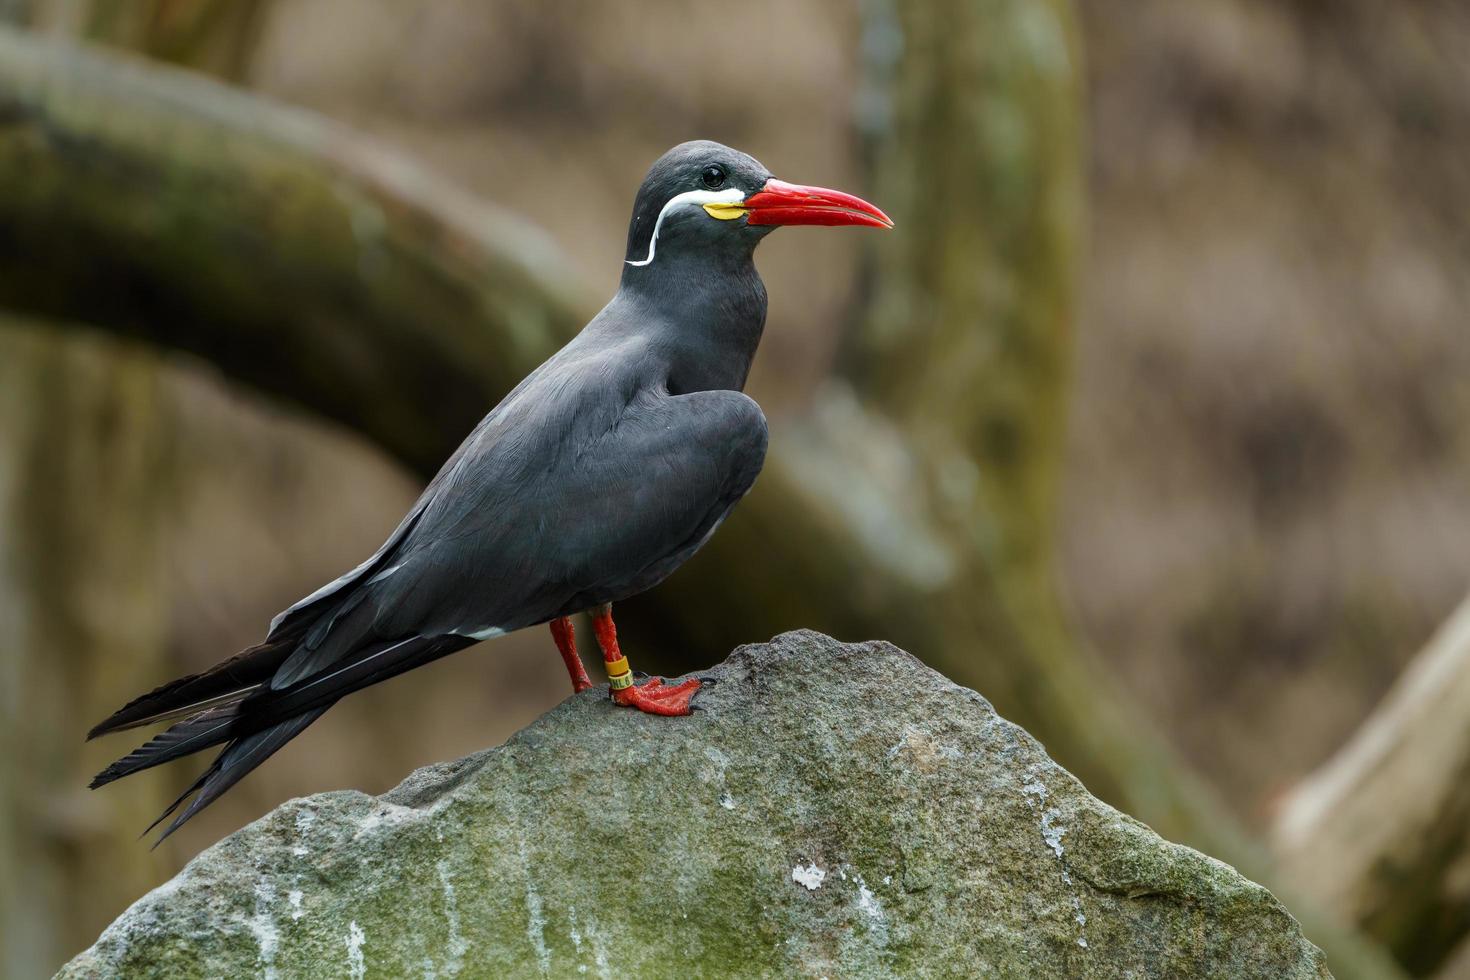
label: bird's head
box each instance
[622,140,891,274]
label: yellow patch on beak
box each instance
[702,201,748,221]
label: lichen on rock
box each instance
[60,631,1330,979]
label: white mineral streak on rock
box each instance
[703,745,737,811]
[248,880,279,980]
[568,905,588,974]
[1071,887,1089,949]
[437,860,468,976]
[855,877,884,922]
[792,863,827,890]
[346,921,366,980]
[583,917,612,980]
[291,808,315,856]
[1040,808,1066,859]
[852,870,890,948]
[1022,766,1088,948]
[519,848,550,975]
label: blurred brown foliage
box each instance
[1070,0,1470,821]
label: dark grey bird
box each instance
[88,140,892,842]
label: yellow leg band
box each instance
[604,656,633,690]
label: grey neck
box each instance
[616,251,768,395]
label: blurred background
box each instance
[1,1,1467,977]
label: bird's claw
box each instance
[612,676,702,716]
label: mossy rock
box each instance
[60,631,1330,978]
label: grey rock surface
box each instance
[61,630,1330,978]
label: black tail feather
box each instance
[91,631,473,842]
[90,704,243,789]
[152,706,331,845]
[91,634,462,791]
[87,638,295,740]
[143,760,220,839]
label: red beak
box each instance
[743,178,893,229]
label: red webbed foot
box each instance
[590,603,702,715]
[612,676,702,716]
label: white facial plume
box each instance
[625,187,747,267]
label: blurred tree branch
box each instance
[13,0,273,82]
[1275,594,1470,976]
[0,25,588,477]
[0,17,1402,977]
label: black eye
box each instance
[701,164,726,189]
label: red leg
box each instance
[549,616,593,693]
[590,604,701,716]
